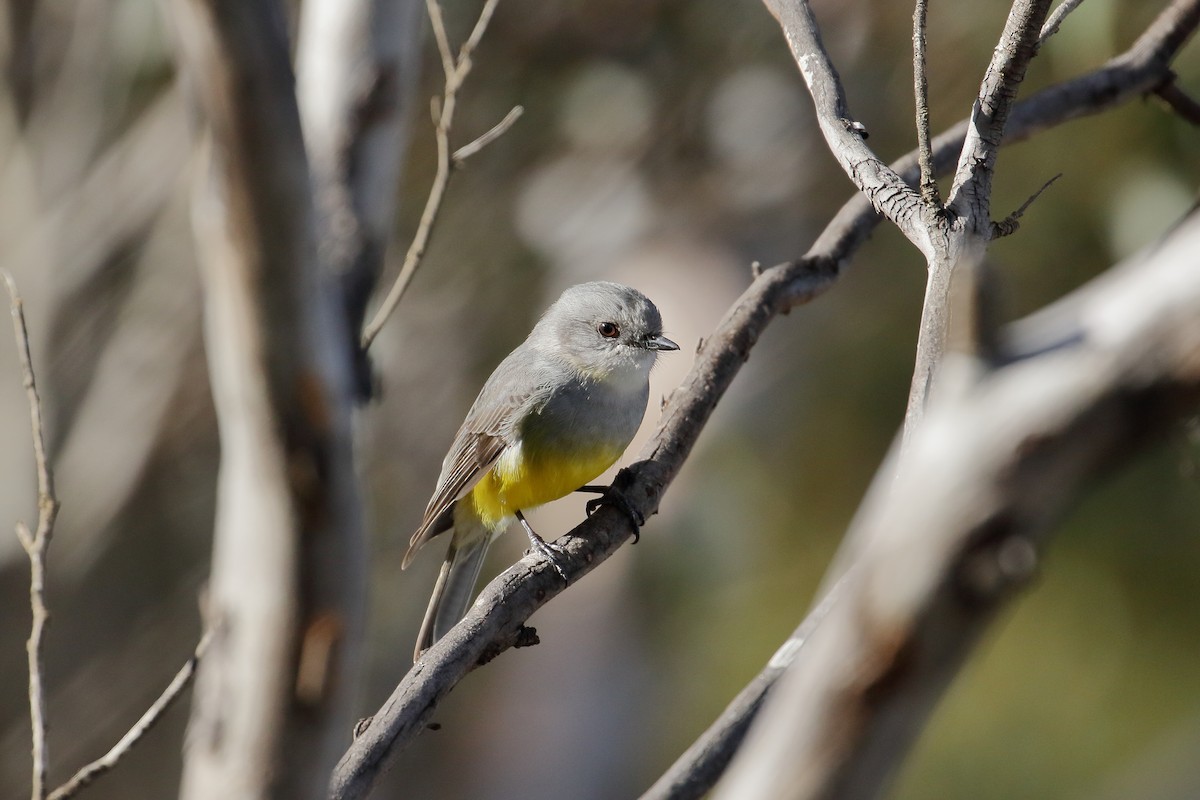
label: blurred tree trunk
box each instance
[170,0,365,797]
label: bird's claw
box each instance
[525,532,570,583]
[584,486,645,543]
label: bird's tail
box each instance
[414,522,491,662]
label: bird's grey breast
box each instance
[520,366,649,454]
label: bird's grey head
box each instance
[532,281,678,381]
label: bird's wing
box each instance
[402,359,547,567]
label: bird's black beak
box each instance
[644,334,680,351]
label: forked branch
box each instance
[4,272,60,800]
[360,0,520,350]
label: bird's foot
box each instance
[524,531,570,582]
[579,483,645,543]
[516,510,570,582]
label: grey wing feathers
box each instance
[401,350,551,568]
[401,430,505,567]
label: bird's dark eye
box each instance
[597,321,620,339]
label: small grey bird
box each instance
[402,282,678,660]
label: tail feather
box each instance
[414,534,490,662]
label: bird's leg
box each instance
[515,510,570,583]
[577,483,645,543]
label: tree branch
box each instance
[992,171,1062,237]
[760,0,931,257]
[295,0,425,397]
[360,0,517,351]
[330,2,1200,796]
[714,208,1200,800]
[452,104,524,162]
[1039,0,1087,46]
[4,271,61,800]
[170,0,364,796]
[899,0,1052,448]
[46,628,214,800]
[640,577,848,800]
[913,0,941,208]
[946,0,1053,226]
[1155,77,1200,124]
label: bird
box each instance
[402,281,678,661]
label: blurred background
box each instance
[1,0,1199,797]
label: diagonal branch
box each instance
[330,2,1200,797]
[47,628,214,800]
[1039,0,1087,45]
[760,0,931,257]
[1155,78,1200,124]
[4,271,61,800]
[295,0,425,397]
[945,0,1054,227]
[714,208,1200,800]
[640,577,848,800]
[360,0,518,351]
[913,0,941,208]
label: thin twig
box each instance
[1155,79,1200,125]
[992,172,1062,237]
[427,0,454,80]
[360,0,505,350]
[945,0,1053,225]
[761,0,928,255]
[640,575,849,800]
[330,1,1200,794]
[4,271,61,800]
[453,105,523,162]
[714,209,1200,800]
[1039,0,1087,46]
[913,0,941,208]
[47,628,215,800]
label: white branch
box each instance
[716,210,1200,800]
[171,0,364,796]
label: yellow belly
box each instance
[466,441,623,530]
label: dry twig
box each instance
[913,0,941,208]
[329,3,1200,796]
[47,628,214,800]
[1155,78,1200,124]
[992,172,1063,237]
[360,0,520,350]
[1039,0,1087,45]
[4,271,61,800]
[714,208,1200,800]
[640,577,849,800]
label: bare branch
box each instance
[640,577,848,800]
[992,171,1062,237]
[903,0,1053,443]
[170,0,364,796]
[360,0,505,350]
[295,0,425,394]
[47,628,214,800]
[4,271,61,800]
[460,0,501,56]
[807,0,1200,287]
[426,0,454,81]
[760,0,930,256]
[715,209,1200,800]
[331,3,1200,796]
[913,0,941,208]
[452,104,523,163]
[945,0,1053,227]
[1155,78,1200,125]
[1039,0,1087,46]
